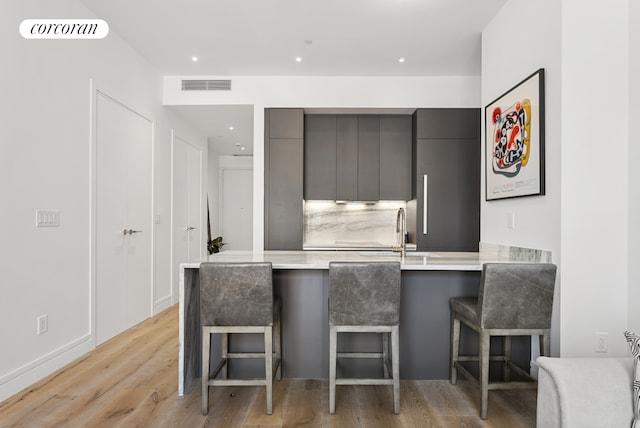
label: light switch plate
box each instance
[506,212,515,229]
[36,210,60,227]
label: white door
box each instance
[221,169,253,250]
[171,136,202,302]
[96,92,152,345]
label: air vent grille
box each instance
[181,79,232,91]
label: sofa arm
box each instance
[536,356,634,428]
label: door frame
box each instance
[170,130,204,305]
[89,79,155,348]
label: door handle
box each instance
[185,226,197,231]
[127,229,142,234]
[423,174,428,235]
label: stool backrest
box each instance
[478,263,557,329]
[200,262,273,326]
[329,262,401,326]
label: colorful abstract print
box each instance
[490,99,531,178]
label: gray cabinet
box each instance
[414,108,478,139]
[380,115,412,200]
[304,115,337,200]
[336,116,358,200]
[356,116,380,201]
[410,109,480,252]
[264,109,304,250]
[305,114,411,201]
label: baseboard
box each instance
[0,334,93,403]
[154,295,172,315]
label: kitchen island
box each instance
[178,245,551,395]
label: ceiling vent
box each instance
[181,79,232,91]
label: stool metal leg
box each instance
[382,332,390,378]
[391,325,400,415]
[504,336,512,382]
[329,326,337,414]
[479,331,490,420]
[202,327,211,415]
[541,333,550,357]
[264,326,273,415]
[274,314,282,380]
[450,314,460,384]
[221,333,229,379]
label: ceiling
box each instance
[79,0,507,154]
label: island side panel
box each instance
[275,269,327,378]
[179,266,200,395]
[400,270,480,378]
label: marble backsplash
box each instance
[304,201,406,248]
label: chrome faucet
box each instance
[394,208,406,257]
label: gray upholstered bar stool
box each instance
[449,263,557,419]
[200,262,281,415]
[328,261,401,415]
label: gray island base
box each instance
[178,249,542,395]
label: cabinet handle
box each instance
[423,175,428,235]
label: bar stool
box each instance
[200,262,281,415]
[449,263,557,419]
[328,261,401,415]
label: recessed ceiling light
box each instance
[191,56,198,62]
[398,58,405,63]
[229,126,234,131]
[241,146,246,151]
[234,143,241,147]
[295,57,302,63]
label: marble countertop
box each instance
[180,249,517,271]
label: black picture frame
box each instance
[485,68,545,201]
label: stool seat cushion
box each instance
[449,297,479,325]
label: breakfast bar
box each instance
[178,246,550,395]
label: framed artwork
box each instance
[485,68,545,201]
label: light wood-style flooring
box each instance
[0,305,537,427]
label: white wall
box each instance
[560,0,630,357]
[481,0,562,354]
[207,141,221,240]
[628,0,640,332]
[0,0,205,401]
[483,0,635,357]
[164,75,482,251]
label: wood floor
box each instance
[0,305,537,427]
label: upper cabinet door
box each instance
[357,115,380,201]
[336,115,358,201]
[304,115,337,200]
[379,115,412,200]
[270,108,304,138]
[415,108,479,139]
[264,108,304,250]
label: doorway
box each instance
[94,91,153,346]
[171,133,203,303]
[220,167,253,250]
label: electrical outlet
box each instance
[37,314,48,335]
[595,332,608,353]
